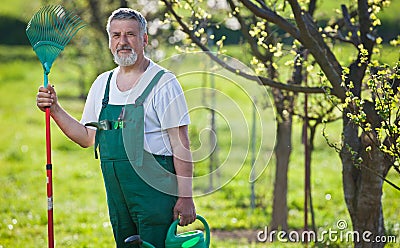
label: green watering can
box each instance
[165,215,210,248]
[124,215,210,248]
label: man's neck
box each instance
[119,56,150,75]
[115,56,151,92]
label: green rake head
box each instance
[26,5,85,85]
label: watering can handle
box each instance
[167,215,210,248]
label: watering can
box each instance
[165,215,210,248]
[125,215,210,248]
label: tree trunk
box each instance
[270,89,293,231]
[120,0,128,7]
[340,117,391,247]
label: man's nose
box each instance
[119,33,128,44]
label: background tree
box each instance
[161,0,399,247]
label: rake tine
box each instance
[58,7,73,29]
[67,16,83,33]
[61,20,75,44]
[56,7,67,31]
[54,8,65,44]
[63,15,82,39]
[52,7,85,46]
[40,6,51,41]
[52,6,61,39]
[51,6,61,43]
[55,6,66,29]
[65,22,85,45]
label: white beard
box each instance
[113,49,138,66]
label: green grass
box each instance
[0,0,42,19]
[0,45,399,248]
[0,55,114,247]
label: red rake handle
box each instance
[45,107,54,248]
[46,108,52,164]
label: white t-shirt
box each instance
[80,60,190,155]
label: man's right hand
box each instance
[35,84,96,148]
[37,84,58,112]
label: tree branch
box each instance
[88,0,108,40]
[308,0,317,16]
[286,0,346,100]
[162,0,329,94]
[320,31,355,44]
[238,0,301,40]
[341,4,361,46]
[226,0,269,62]
[358,0,375,49]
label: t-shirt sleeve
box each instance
[153,73,191,130]
[80,75,105,129]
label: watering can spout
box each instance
[165,215,210,248]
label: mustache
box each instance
[116,46,133,52]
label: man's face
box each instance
[109,19,148,66]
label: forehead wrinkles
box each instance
[110,20,140,34]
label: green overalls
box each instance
[94,70,178,248]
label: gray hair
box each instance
[106,8,147,38]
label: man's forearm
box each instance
[173,156,194,198]
[168,125,194,197]
[51,103,95,148]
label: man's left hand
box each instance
[173,197,196,226]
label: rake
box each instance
[26,5,85,248]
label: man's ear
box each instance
[143,33,148,47]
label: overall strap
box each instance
[101,70,114,108]
[135,70,166,105]
[95,70,113,159]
